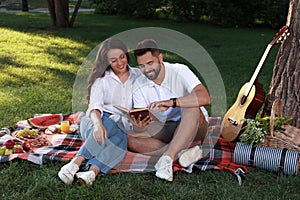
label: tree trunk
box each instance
[22,0,29,11]
[54,0,69,27]
[69,0,82,27]
[262,0,300,128]
[46,0,56,27]
[46,0,79,28]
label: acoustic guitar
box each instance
[221,26,289,142]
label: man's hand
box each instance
[149,99,173,113]
[130,114,152,127]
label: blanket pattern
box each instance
[0,116,248,180]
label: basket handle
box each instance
[270,99,283,137]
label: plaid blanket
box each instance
[0,116,248,182]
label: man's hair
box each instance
[134,39,160,58]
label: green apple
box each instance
[0,146,6,156]
[4,148,13,155]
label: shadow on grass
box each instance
[0,56,75,88]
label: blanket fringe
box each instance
[234,168,246,186]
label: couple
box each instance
[58,38,211,185]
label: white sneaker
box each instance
[76,171,96,186]
[58,162,79,185]
[154,155,173,181]
[178,145,202,168]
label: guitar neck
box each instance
[243,44,273,97]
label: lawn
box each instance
[0,11,299,200]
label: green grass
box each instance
[1,12,299,199]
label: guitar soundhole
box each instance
[228,118,238,126]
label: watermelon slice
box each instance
[27,114,63,129]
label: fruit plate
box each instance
[12,134,52,148]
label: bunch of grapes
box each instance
[15,128,39,138]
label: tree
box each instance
[22,0,29,11]
[262,0,300,127]
[46,0,82,28]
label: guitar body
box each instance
[245,81,265,119]
[221,83,256,141]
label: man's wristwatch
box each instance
[170,98,177,108]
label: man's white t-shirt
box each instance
[133,62,208,122]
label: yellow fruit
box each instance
[0,146,6,156]
[4,148,13,155]
[13,144,23,150]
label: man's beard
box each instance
[145,62,161,80]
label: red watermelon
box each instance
[27,114,63,129]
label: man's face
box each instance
[137,51,162,81]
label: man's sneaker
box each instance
[58,162,79,185]
[76,171,96,186]
[178,145,202,168]
[154,155,173,181]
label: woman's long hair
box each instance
[86,38,129,102]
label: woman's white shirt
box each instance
[86,66,141,131]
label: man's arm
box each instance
[149,84,211,111]
[177,84,211,107]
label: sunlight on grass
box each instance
[0,27,91,125]
[0,27,87,65]
[0,27,88,84]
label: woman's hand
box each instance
[93,122,107,144]
[90,109,107,144]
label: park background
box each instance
[0,0,299,199]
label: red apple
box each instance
[13,147,24,154]
[22,141,31,151]
[4,140,15,149]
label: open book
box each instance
[113,105,159,121]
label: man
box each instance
[127,39,211,181]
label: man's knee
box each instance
[181,107,201,123]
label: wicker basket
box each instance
[260,99,300,153]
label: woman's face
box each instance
[107,48,128,76]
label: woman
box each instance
[58,38,141,185]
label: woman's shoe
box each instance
[76,171,96,186]
[58,162,79,185]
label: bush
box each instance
[95,0,161,18]
[259,0,289,28]
[94,0,118,15]
[206,0,261,27]
[94,0,289,28]
[166,0,208,22]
